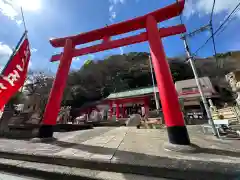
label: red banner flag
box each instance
[0,38,31,109]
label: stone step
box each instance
[0,150,237,180]
[0,158,169,180]
[8,116,29,125]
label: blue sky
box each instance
[0,0,239,73]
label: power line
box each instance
[209,0,218,68]
[215,6,240,38]
[193,1,240,56]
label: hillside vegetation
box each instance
[63,51,240,107]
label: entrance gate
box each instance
[39,0,190,145]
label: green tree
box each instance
[64,52,195,107]
[8,91,24,109]
[24,71,54,117]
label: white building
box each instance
[175,77,217,105]
[175,77,218,122]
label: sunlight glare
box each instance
[16,0,41,11]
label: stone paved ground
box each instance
[112,127,240,166]
[49,126,239,164]
[0,126,238,179]
[0,126,239,163]
[0,127,113,155]
[0,125,239,176]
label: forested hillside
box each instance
[62,51,240,107]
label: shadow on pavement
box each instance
[199,148,240,158]
[40,140,240,179]
[48,140,116,155]
[47,140,240,158]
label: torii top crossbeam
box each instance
[50,0,185,48]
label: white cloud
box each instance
[119,47,124,55]
[183,0,240,19]
[197,0,240,16]
[16,19,22,25]
[88,54,95,59]
[17,0,41,11]
[0,0,41,24]
[0,42,13,71]
[0,0,18,20]
[110,15,115,23]
[183,0,195,19]
[28,60,32,69]
[73,56,95,62]
[111,11,116,19]
[109,0,125,23]
[109,0,125,5]
[30,48,37,53]
[109,5,114,12]
[0,42,12,55]
[109,4,116,23]
[0,43,34,71]
[73,57,80,61]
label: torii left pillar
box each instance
[39,39,73,138]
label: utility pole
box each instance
[182,37,219,137]
[149,56,160,110]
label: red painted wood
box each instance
[144,97,149,117]
[43,0,188,132]
[146,15,185,127]
[50,0,185,48]
[109,101,113,118]
[122,104,126,118]
[42,39,74,125]
[51,25,186,62]
[116,103,120,119]
[102,36,111,43]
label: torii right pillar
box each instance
[146,15,190,145]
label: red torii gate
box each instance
[39,0,191,146]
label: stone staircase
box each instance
[8,113,31,125]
